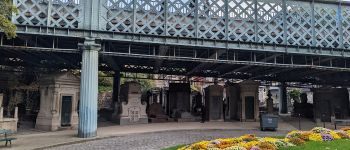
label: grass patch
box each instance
[161,144,185,150]
[281,139,350,150]
[162,139,350,150]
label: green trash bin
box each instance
[260,113,278,131]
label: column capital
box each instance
[79,38,101,51]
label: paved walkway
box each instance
[0,121,298,150]
[47,129,289,150]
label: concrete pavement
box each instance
[0,120,301,150]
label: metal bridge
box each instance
[2,0,350,137]
[1,0,350,83]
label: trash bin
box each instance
[260,113,278,131]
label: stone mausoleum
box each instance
[36,72,80,131]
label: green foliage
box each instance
[97,72,155,93]
[120,74,155,93]
[0,0,17,39]
[121,77,155,93]
[288,89,301,102]
[98,72,113,93]
[280,139,350,150]
[191,84,201,92]
[161,145,186,150]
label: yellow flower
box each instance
[346,130,350,136]
[260,137,279,143]
[330,131,341,140]
[186,140,211,149]
[242,141,259,149]
[308,133,323,141]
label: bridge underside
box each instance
[1,34,350,86]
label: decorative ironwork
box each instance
[135,0,165,35]
[166,0,196,37]
[103,0,133,32]
[51,0,82,28]
[228,0,255,42]
[11,0,350,50]
[256,0,284,44]
[197,0,226,39]
[314,4,339,48]
[286,1,313,47]
[342,6,350,49]
[14,0,49,26]
[14,0,82,28]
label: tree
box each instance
[0,0,17,39]
[98,72,113,92]
[288,89,301,103]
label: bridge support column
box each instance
[279,83,288,114]
[111,71,121,122]
[78,38,100,138]
[112,71,121,105]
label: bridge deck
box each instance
[1,34,350,85]
[2,0,350,85]
[11,0,350,57]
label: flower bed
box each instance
[178,127,350,150]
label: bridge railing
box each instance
[11,0,350,50]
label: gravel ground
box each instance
[46,129,289,150]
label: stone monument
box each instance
[148,102,168,123]
[266,90,274,114]
[313,88,349,123]
[204,84,224,121]
[168,83,193,120]
[36,72,80,131]
[114,82,148,125]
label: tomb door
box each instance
[210,96,222,120]
[61,96,72,126]
[245,96,255,120]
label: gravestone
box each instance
[313,88,349,123]
[204,84,224,121]
[115,82,148,125]
[148,102,168,123]
[168,83,191,118]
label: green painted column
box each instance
[78,38,100,138]
[280,83,288,114]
